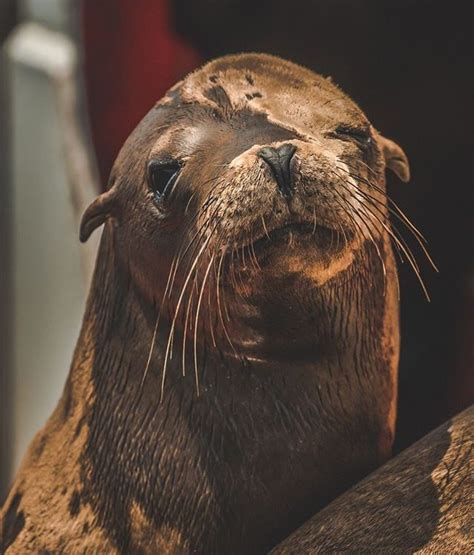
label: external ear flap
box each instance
[80,189,118,243]
[379,135,410,183]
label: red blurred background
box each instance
[82,0,200,186]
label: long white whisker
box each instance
[193,255,215,396]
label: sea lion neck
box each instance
[71,225,393,432]
[74,229,330,394]
[77,227,367,383]
[68,231,393,554]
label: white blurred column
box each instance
[3,8,98,481]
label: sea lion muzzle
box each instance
[257,143,297,199]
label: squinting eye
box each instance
[334,126,372,148]
[148,160,182,200]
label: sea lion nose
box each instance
[258,143,297,200]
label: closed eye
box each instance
[148,160,182,200]
[332,126,372,148]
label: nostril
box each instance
[276,143,297,161]
[257,143,297,199]
[258,146,279,164]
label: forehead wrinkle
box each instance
[164,88,366,151]
[150,55,372,176]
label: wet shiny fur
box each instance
[1,53,411,554]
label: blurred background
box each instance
[0,0,472,502]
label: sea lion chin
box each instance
[2,53,411,555]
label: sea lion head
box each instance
[80,53,409,361]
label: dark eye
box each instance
[148,160,182,200]
[334,126,372,148]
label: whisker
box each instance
[207,261,218,349]
[338,163,438,272]
[333,166,434,299]
[216,251,239,355]
[312,206,317,235]
[248,234,261,271]
[362,203,430,301]
[140,254,179,388]
[261,215,271,239]
[166,176,229,300]
[160,235,212,402]
[193,255,215,396]
[182,281,196,377]
[332,186,387,294]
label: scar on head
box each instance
[245,92,263,100]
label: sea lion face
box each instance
[81,53,409,332]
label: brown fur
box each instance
[1,53,409,554]
[270,406,474,553]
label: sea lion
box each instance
[270,405,474,554]
[1,53,410,554]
